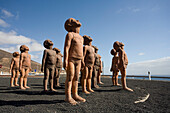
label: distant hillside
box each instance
[0,49,41,73]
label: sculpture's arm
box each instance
[10,58,14,73]
[41,50,47,72]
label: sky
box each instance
[0,0,170,75]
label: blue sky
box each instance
[0,0,170,75]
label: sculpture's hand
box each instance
[19,67,22,72]
[41,67,44,73]
[64,61,68,71]
[110,68,113,72]
[9,69,11,74]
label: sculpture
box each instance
[53,48,63,87]
[41,40,56,92]
[97,54,104,84]
[64,18,86,105]
[110,49,120,86]
[19,45,31,89]
[10,52,20,87]
[92,46,100,88]
[81,35,95,94]
[113,41,133,92]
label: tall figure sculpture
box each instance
[53,48,63,87]
[19,45,31,89]
[81,35,95,94]
[64,18,86,105]
[110,49,120,86]
[92,46,100,88]
[113,41,133,92]
[97,54,104,84]
[10,52,20,87]
[41,40,56,92]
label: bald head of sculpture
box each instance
[53,47,60,54]
[64,18,82,32]
[43,39,53,49]
[92,45,98,53]
[13,52,20,57]
[110,49,117,56]
[83,35,93,45]
[20,45,29,53]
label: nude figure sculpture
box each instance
[19,45,31,89]
[81,35,95,94]
[92,46,100,88]
[53,47,63,87]
[97,54,104,85]
[110,49,120,86]
[10,52,20,87]
[41,40,56,92]
[64,18,86,105]
[113,41,133,92]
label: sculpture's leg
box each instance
[82,67,90,94]
[24,68,30,88]
[43,68,49,91]
[14,70,19,86]
[20,69,26,89]
[87,67,94,92]
[10,70,15,87]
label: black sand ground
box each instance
[0,76,169,113]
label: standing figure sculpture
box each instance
[97,54,104,85]
[19,45,31,89]
[64,18,86,105]
[53,47,63,87]
[10,52,20,87]
[110,49,120,86]
[41,40,56,92]
[113,41,133,92]
[92,46,100,88]
[81,35,95,94]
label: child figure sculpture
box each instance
[64,18,86,105]
[41,40,56,92]
[92,46,100,88]
[53,48,63,87]
[110,49,120,86]
[97,54,104,85]
[19,45,31,89]
[113,41,133,92]
[81,35,95,94]
[10,52,20,87]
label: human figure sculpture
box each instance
[53,47,63,87]
[110,49,120,86]
[92,46,100,88]
[113,41,133,92]
[81,35,95,94]
[9,52,20,87]
[41,40,56,92]
[64,18,86,105]
[97,54,104,85]
[19,45,31,89]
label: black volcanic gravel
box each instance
[0,76,169,113]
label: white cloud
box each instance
[0,18,10,27]
[127,57,170,75]
[116,9,123,13]
[128,7,141,13]
[1,9,14,17]
[138,52,145,56]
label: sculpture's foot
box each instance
[94,85,100,89]
[88,89,94,92]
[99,82,104,85]
[20,86,26,90]
[50,89,57,92]
[15,84,19,86]
[65,98,77,105]
[10,85,15,87]
[83,90,90,94]
[73,95,86,102]
[123,87,133,92]
[115,84,121,86]
[24,86,30,89]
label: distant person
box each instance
[41,40,56,92]
[53,48,63,87]
[97,54,104,85]
[81,35,95,94]
[110,49,120,86]
[19,45,31,89]
[113,41,133,92]
[10,52,20,87]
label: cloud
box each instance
[1,9,14,17]
[127,57,170,75]
[0,18,10,27]
[128,7,141,13]
[116,9,123,13]
[138,52,145,56]
[0,30,44,52]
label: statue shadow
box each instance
[0,99,65,107]
[94,88,122,92]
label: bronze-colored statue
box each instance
[92,46,100,88]
[97,54,104,84]
[110,49,120,86]
[10,52,20,87]
[64,18,86,105]
[113,41,133,92]
[53,48,63,87]
[41,40,56,92]
[81,35,95,94]
[19,45,31,89]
